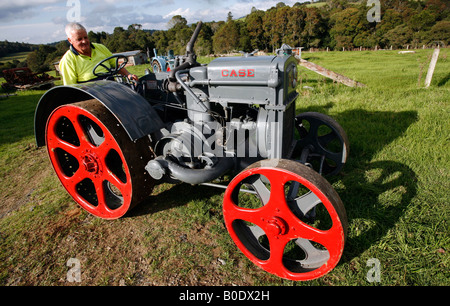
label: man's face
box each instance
[68,30,91,56]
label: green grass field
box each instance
[0,48,448,286]
[0,52,31,64]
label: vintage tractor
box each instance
[151,48,179,72]
[34,22,349,281]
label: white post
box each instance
[424,48,440,88]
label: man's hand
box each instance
[127,74,139,82]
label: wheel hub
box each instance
[266,216,288,236]
[81,151,101,175]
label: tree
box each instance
[263,8,279,52]
[375,8,403,47]
[424,0,450,21]
[329,6,369,49]
[302,7,328,48]
[384,24,413,48]
[195,23,214,56]
[427,20,450,45]
[27,45,57,73]
[237,20,252,52]
[408,9,436,32]
[213,19,240,53]
[246,9,267,51]
[153,30,169,53]
[168,15,187,30]
[227,12,233,22]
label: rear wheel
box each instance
[223,159,347,281]
[152,60,163,73]
[294,112,349,176]
[45,99,154,219]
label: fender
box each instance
[34,80,164,147]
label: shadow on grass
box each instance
[437,72,450,87]
[128,183,225,218]
[298,106,419,259]
[330,109,418,261]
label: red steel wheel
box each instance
[223,159,348,281]
[45,99,154,219]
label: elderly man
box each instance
[59,22,139,85]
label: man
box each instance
[59,22,139,85]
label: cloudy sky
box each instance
[0,0,307,44]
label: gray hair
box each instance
[65,22,87,38]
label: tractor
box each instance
[151,48,179,72]
[34,22,349,281]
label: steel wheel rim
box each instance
[45,102,134,219]
[294,112,349,176]
[223,159,347,281]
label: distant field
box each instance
[0,48,448,286]
[0,52,31,64]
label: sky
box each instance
[0,0,308,45]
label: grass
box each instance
[0,48,448,286]
[0,52,31,64]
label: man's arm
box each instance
[118,67,139,82]
[59,56,78,85]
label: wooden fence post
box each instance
[295,56,366,88]
[424,47,440,88]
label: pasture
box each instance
[0,48,448,286]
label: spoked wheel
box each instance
[45,99,154,219]
[223,159,348,281]
[294,112,349,176]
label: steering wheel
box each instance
[93,54,128,78]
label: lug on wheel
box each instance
[294,112,349,176]
[223,159,348,281]
[45,99,154,219]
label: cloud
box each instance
[164,8,191,20]
[0,0,62,22]
[0,22,64,44]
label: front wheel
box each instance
[223,159,348,281]
[45,99,154,219]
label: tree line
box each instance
[2,0,449,74]
[119,0,449,55]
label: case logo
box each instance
[221,69,255,78]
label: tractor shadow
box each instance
[303,107,419,261]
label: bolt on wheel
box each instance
[294,112,349,176]
[223,159,348,281]
[45,99,154,219]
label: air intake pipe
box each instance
[146,155,234,185]
[168,21,203,82]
